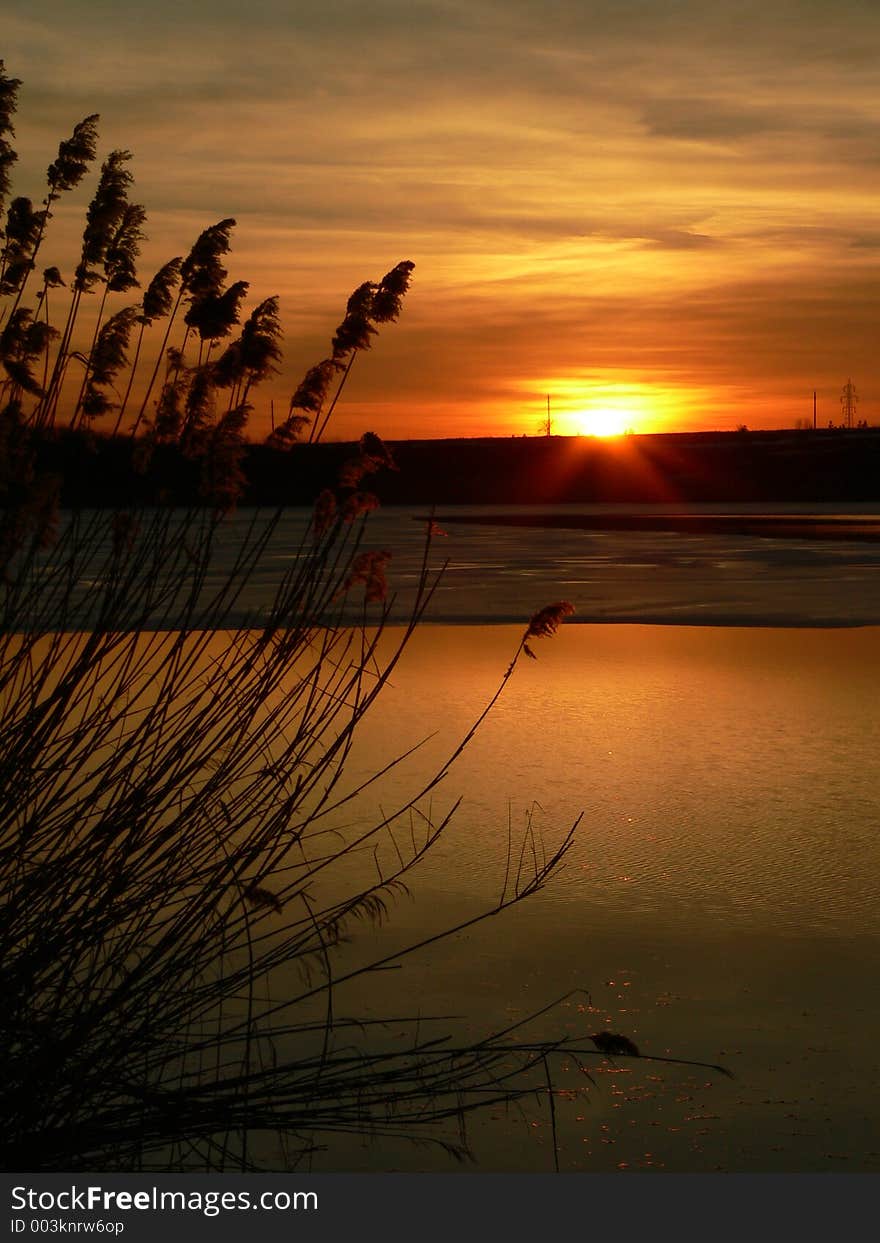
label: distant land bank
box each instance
[42,427,880,508]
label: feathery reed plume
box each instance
[3,114,97,321]
[0,307,55,395]
[231,294,282,385]
[338,457,370,489]
[268,262,415,447]
[371,259,416,323]
[315,262,414,442]
[290,358,341,415]
[360,429,397,469]
[104,201,146,293]
[0,198,46,295]
[265,358,342,447]
[342,490,380,521]
[517,601,575,665]
[46,114,100,195]
[0,61,21,222]
[148,350,187,442]
[74,149,133,292]
[344,547,393,601]
[332,280,377,357]
[68,183,142,429]
[264,411,310,449]
[79,305,138,419]
[185,278,249,343]
[312,487,338,535]
[35,148,134,428]
[199,401,249,512]
[212,294,282,393]
[338,431,397,489]
[180,216,235,305]
[526,600,575,639]
[179,362,216,452]
[140,256,182,324]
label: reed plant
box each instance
[2,66,726,1174]
[0,62,594,1173]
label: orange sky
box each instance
[5,0,880,439]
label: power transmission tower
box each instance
[540,393,553,437]
[841,378,858,428]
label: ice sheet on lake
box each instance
[25,502,880,629]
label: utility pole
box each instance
[841,378,858,428]
[813,390,816,430]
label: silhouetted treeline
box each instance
[30,426,880,509]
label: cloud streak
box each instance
[3,0,880,435]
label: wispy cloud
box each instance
[4,0,880,434]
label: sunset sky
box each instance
[4,0,880,439]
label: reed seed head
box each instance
[141,257,182,324]
[370,260,415,323]
[290,358,342,415]
[526,600,575,639]
[80,306,139,418]
[312,488,337,536]
[344,548,392,602]
[0,197,46,294]
[180,217,235,301]
[75,149,134,291]
[185,279,249,342]
[104,201,147,292]
[342,491,380,521]
[1,308,57,396]
[0,61,22,216]
[199,401,250,513]
[214,295,282,387]
[46,114,100,194]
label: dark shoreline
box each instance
[430,511,880,542]
[31,426,880,509]
[254,426,880,508]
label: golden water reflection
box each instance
[316,624,880,1171]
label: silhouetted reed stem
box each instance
[130,288,184,436]
[69,282,110,430]
[112,316,145,434]
[0,74,610,1174]
[36,282,84,429]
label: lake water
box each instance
[44,501,880,630]
[307,622,880,1172]
[216,501,880,628]
[232,503,879,1173]
[28,503,880,1171]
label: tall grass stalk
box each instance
[0,69,719,1175]
[0,67,587,1175]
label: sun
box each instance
[534,377,689,438]
[573,407,631,438]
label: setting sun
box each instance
[573,407,631,438]
[521,376,719,440]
